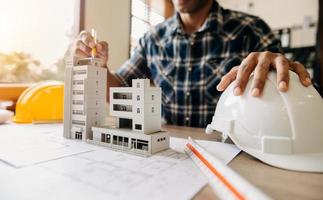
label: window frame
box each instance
[0,0,84,103]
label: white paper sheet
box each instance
[170,137,240,165]
[0,124,99,168]
[0,123,240,200]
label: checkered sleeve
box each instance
[249,17,282,53]
[115,34,151,87]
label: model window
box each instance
[72,120,85,125]
[118,136,123,146]
[137,95,140,101]
[137,108,140,113]
[72,90,83,95]
[72,80,84,85]
[72,110,83,115]
[73,70,86,75]
[72,100,83,105]
[137,82,140,88]
[131,139,137,149]
[106,134,111,143]
[113,135,118,145]
[75,132,82,140]
[101,133,106,142]
[151,107,154,113]
[135,124,142,130]
[124,137,129,147]
[152,95,154,100]
[137,139,148,151]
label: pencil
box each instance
[91,28,97,58]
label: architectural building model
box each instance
[64,58,169,156]
[63,58,107,141]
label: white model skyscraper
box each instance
[63,58,107,140]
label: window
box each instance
[101,133,106,142]
[135,124,142,130]
[106,134,111,143]
[72,100,83,105]
[113,92,132,100]
[118,136,123,146]
[151,107,154,113]
[124,137,129,147]
[113,135,118,145]
[137,108,140,113]
[0,0,80,83]
[131,138,148,151]
[152,95,155,100]
[72,90,84,95]
[131,138,137,149]
[72,80,84,85]
[72,110,84,115]
[131,0,174,50]
[119,118,133,129]
[137,82,140,88]
[73,70,86,75]
[137,95,140,101]
[72,120,85,125]
[75,132,82,140]
[137,139,149,151]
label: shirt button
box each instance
[188,67,192,72]
[186,92,190,96]
[185,117,190,121]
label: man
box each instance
[73,0,311,127]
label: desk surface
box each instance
[163,125,323,200]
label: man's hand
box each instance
[72,30,109,67]
[216,51,312,97]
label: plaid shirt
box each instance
[116,1,281,128]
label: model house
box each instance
[63,57,107,141]
[64,58,169,156]
[90,79,169,156]
[110,79,161,133]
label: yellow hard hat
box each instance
[13,81,64,123]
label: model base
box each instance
[90,126,169,156]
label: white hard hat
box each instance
[206,71,323,172]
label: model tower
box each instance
[63,58,107,140]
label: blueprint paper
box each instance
[0,148,207,200]
[0,123,240,200]
[0,124,99,168]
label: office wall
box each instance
[218,0,318,29]
[84,0,131,71]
